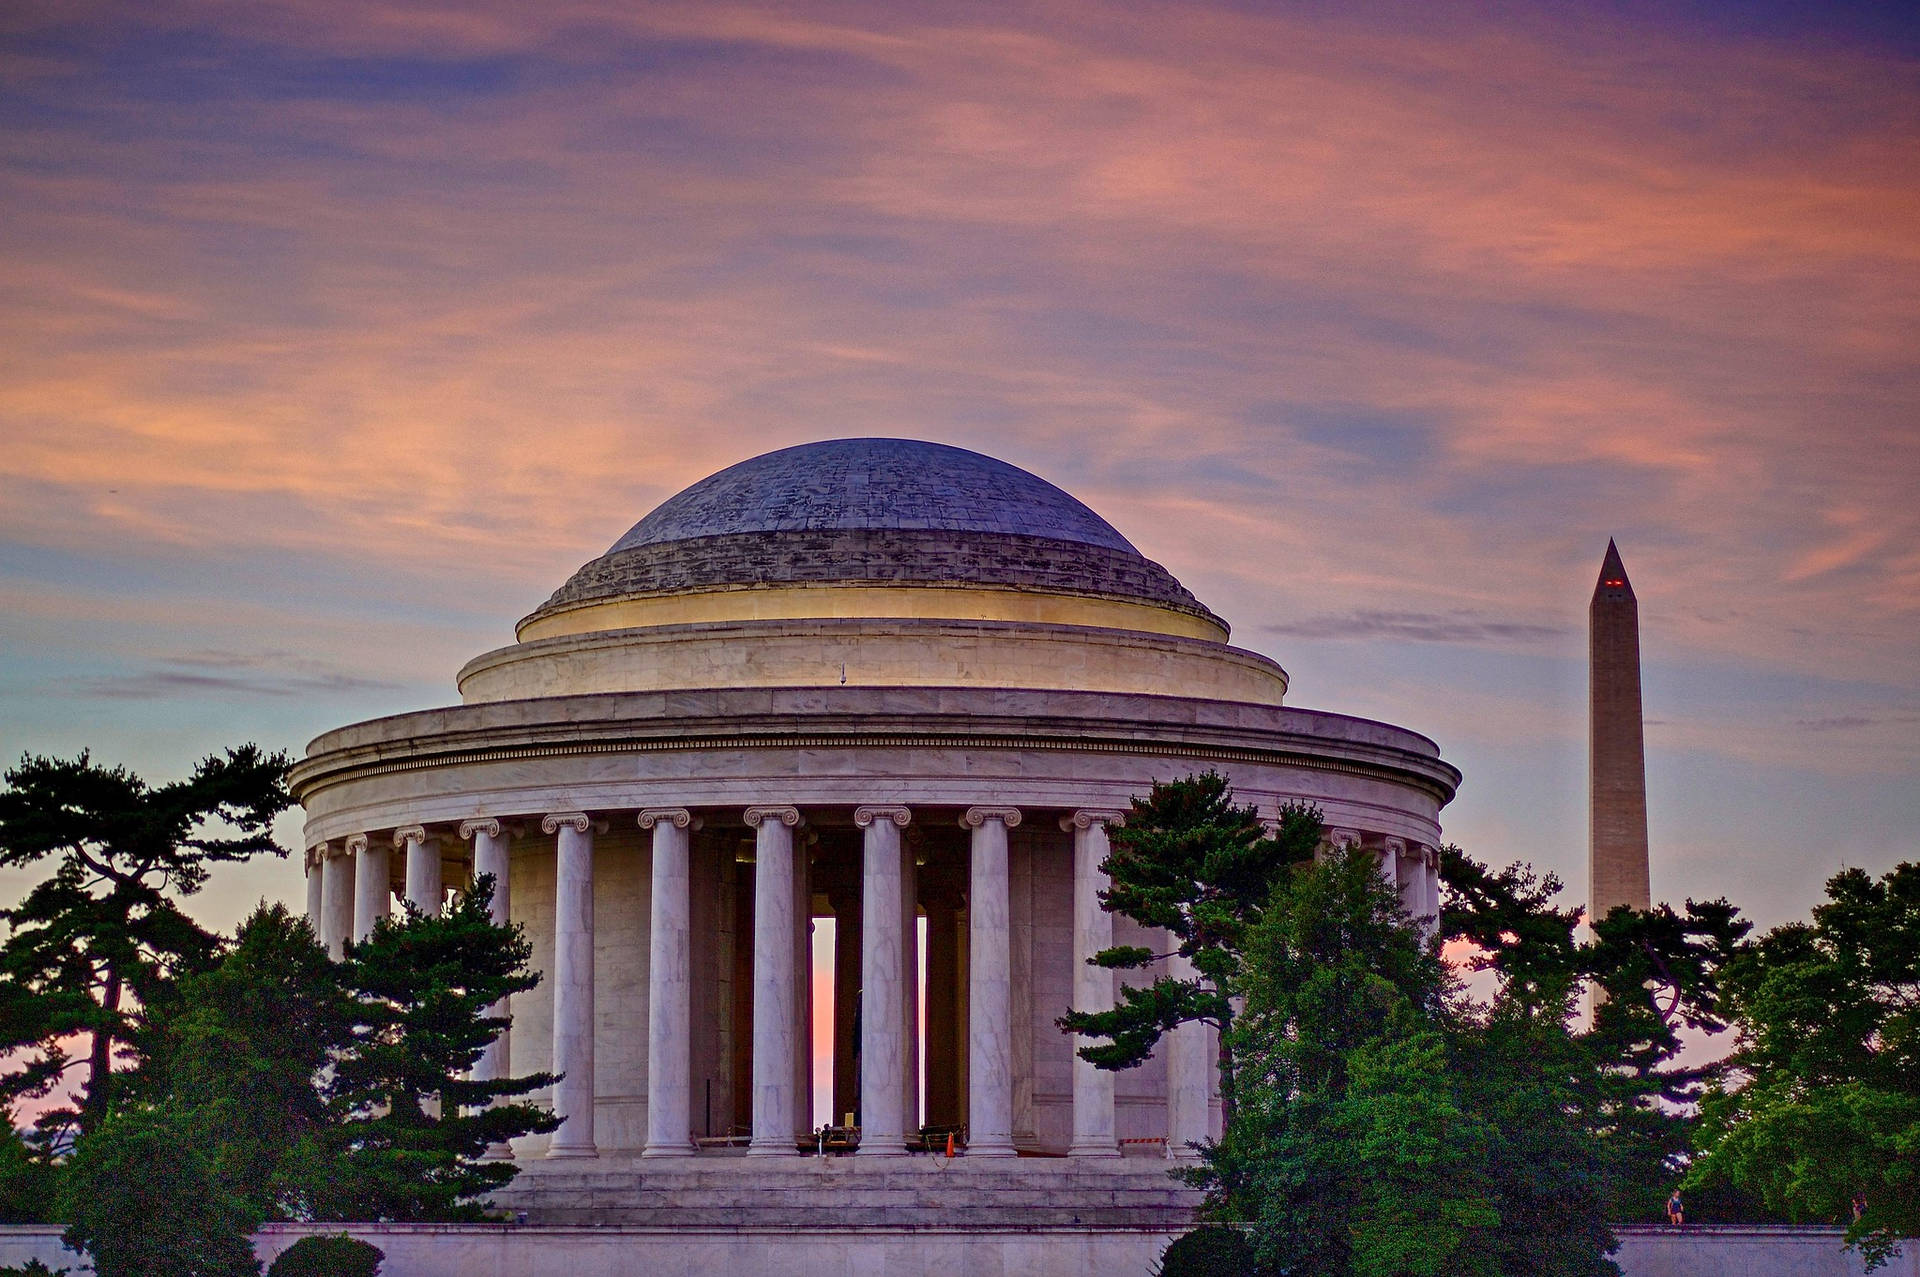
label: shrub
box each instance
[1156,1226,1257,1276]
[268,1235,384,1277]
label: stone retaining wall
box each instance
[4,1223,1906,1276]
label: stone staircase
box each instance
[491,1153,1206,1229]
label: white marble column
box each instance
[1166,947,1210,1160]
[792,833,813,1143]
[900,834,919,1132]
[462,818,514,1085]
[398,825,442,915]
[1383,837,1412,918]
[1420,845,1442,941]
[304,846,325,929]
[319,841,355,960]
[640,807,696,1158]
[1065,809,1125,1158]
[350,833,389,943]
[855,805,911,1156]
[745,805,802,1156]
[962,806,1020,1157]
[545,812,598,1159]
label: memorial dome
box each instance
[518,438,1219,641]
[461,437,1285,706]
[610,438,1138,553]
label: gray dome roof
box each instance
[609,438,1139,555]
[527,438,1220,632]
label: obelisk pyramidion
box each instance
[1589,539,1651,922]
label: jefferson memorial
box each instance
[287,438,1459,1245]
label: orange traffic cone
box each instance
[946,1132,956,1158]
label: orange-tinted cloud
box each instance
[0,2,1915,932]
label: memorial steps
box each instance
[490,1154,1205,1229]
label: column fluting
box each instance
[318,841,353,960]
[304,847,324,930]
[962,806,1020,1157]
[399,825,442,915]
[1065,809,1125,1158]
[545,811,598,1159]
[855,805,911,1156]
[640,807,697,1158]
[745,805,802,1157]
[463,818,514,1086]
[351,833,389,943]
[1166,948,1210,1160]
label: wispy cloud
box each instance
[68,651,398,701]
[0,0,1914,934]
[1267,611,1564,645]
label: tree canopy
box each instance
[1058,771,1321,1120]
[1198,842,1620,1277]
[1686,861,1920,1268]
[0,746,291,1138]
[1438,848,1748,1221]
[128,882,558,1227]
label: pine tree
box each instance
[1057,771,1320,1123]
[1687,861,1920,1268]
[0,746,291,1138]
[316,876,557,1221]
[1200,844,1622,1277]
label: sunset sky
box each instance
[2,0,1916,946]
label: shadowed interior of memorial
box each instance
[290,436,1457,1193]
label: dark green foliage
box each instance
[0,747,291,1137]
[317,876,558,1221]
[0,1260,68,1276]
[267,1235,383,1277]
[0,1119,57,1223]
[60,1105,261,1277]
[1201,844,1621,1277]
[135,879,558,1225]
[1439,846,1748,1222]
[1687,861,1920,1268]
[1155,1225,1256,1276]
[135,904,350,1221]
[1058,771,1321,1122]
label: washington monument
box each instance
[1589,539,1651,920]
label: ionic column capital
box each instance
[1327,827,1362,849]
[393,824,433,849]
[1382,837,1408,856]
[1060,809,1127,832]
[960,806,1023,830]
[459,817,510,841]
[854,805,911,829]
[543,811,593,836]
[306,842,329,870]
[344,833,370,857]
[743,805,802,829]
[635,808,698,831]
